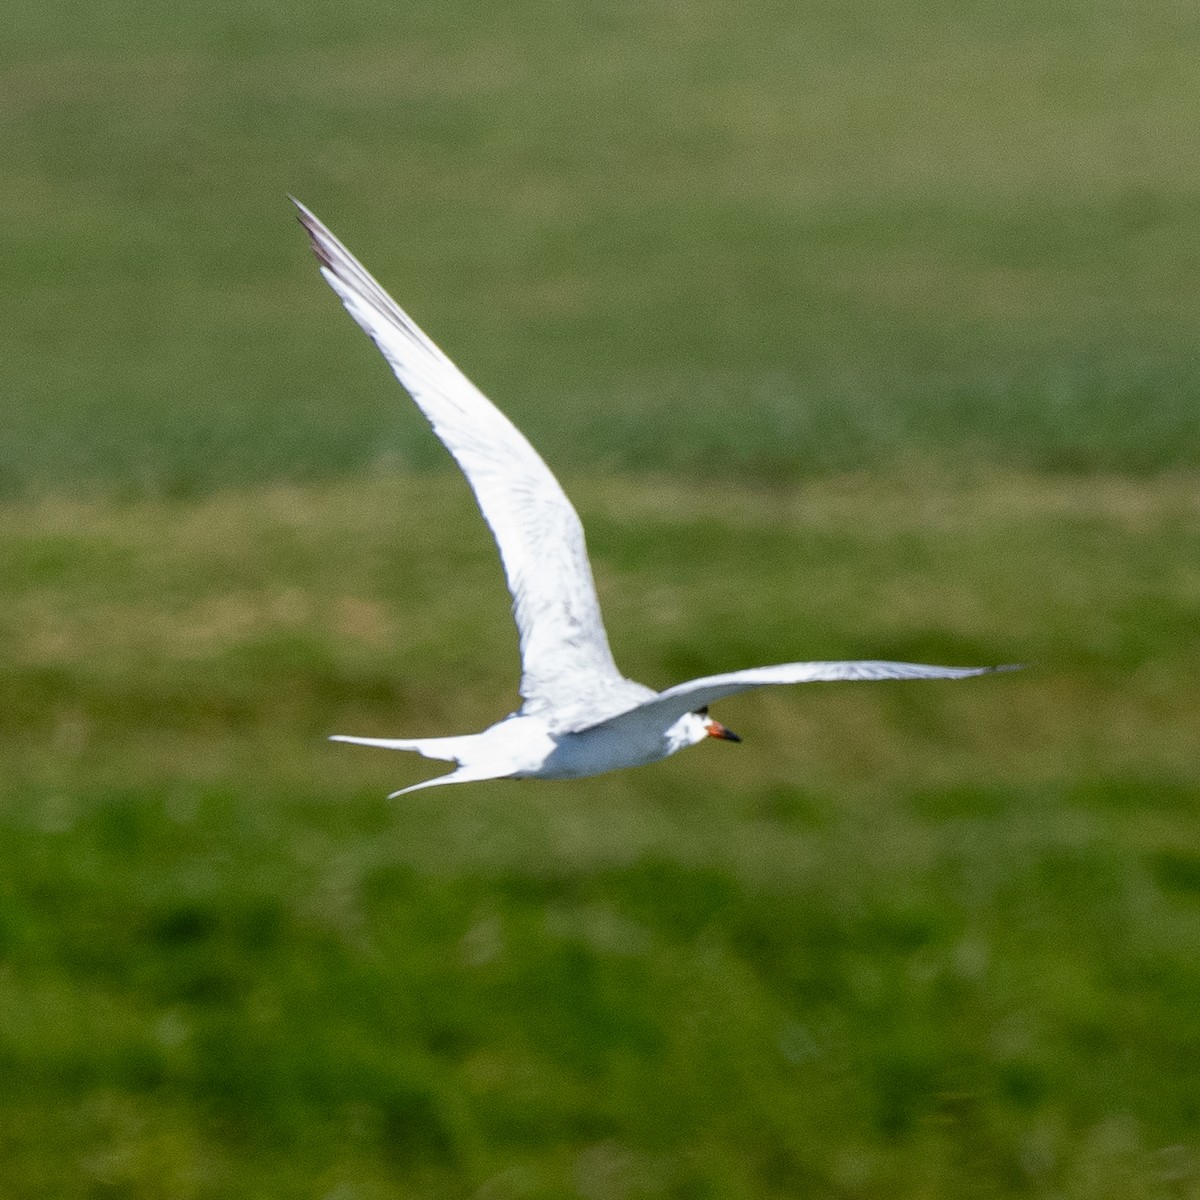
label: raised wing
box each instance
[582,660,1017,737]
[293,199,630,722]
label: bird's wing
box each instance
[579,660,1017,736]
[293,199,628,721]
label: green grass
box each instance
[3,472,1200,1197]
[6,0,1200,1194]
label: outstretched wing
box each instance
[293,199,631,722]
[581,660,1018,736]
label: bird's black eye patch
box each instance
[696,706,709,716]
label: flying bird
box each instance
[293,199,1010,796]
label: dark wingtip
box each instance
[289,196,333,270]
[988,663,1025,674]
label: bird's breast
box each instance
[533,721,673,780]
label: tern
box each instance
[293,199,1010,796]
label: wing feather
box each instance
[580,660,1018,736]
[293,199,630,723]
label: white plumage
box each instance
[293,199,1011,796]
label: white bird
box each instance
[293,199,1011,797]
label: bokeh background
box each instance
[4,1,1200,1196]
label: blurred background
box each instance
[4,0,1200,1195]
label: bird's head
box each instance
[671,706,741,749]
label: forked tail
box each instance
[328,733,510,798]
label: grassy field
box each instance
[4,473,1200,1198]
[5,0,1200,1196]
